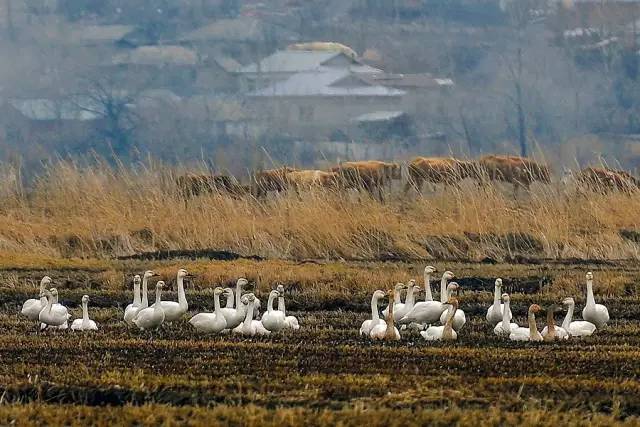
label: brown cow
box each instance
[285,170,340,190]
[252,166,297,198]
[176,174,248,199]
[331,160,401,201]
[404,157,479,194]
[478,155,551,193]
[574,167,639,194]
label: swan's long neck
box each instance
[177,276,188,310]
[586,279,595,307]
[545,310,556,340]
[492,286,501,311]
[53,293,59,304]
[235,282,243,308]
[133,281,141,306]
[154,287,162,312]
[39,295,47,306]
[385,295,396,338]
[141,277,149,308]
[267,293,276,313]
[393,288,402,304]
[440,276,449,303]
[443,304,456,338]
[82,301,89,324]
[225,292,234,309]
[424,272,433,302]
[562,303,574,330]
[405,286,416,308]
[39,280,46,295]
[243,302,254,329]
[278,295,286,315]
[371,294,380,321]
[213,292,221,313]
[46,294,53,313]
[502,299,510,328]
[528,310,539,338]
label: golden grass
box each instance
[0,159,639,261]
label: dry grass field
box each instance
[0,161,640,425]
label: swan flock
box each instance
[21,266,609,343]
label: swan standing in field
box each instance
[508,304,543,341]
[359,290,386,336]
[582,272,610,328]
[382,283,406,320]
[189,287,227,333]
[493,293,519,336]
[21,276,52,321]
[71,295,98,331]
[261,289,286,332]
[131,270,158,319]
[561,297,596,337]
[134,282,165,331]
[439,282,466,331]
[233,293,270,336]
[423,266,437,301]
[151,268,192,322]
[542,305,569,340]
[220,278,249,330]
[399,271,454,326]
[371,289,400,341]
[123,275,142,325]
[486,278,512,326]
[421,298,458,341]
[39,289,70,329]
[277,285,300,330]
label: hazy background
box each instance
[0,0,638,177]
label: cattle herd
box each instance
[176,155,640,201]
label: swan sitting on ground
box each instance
[508,304,543,341]
[486,278,512,326]
[151,268,191,322]
[277,285,300,330]
[421,298,458,341]
[220,278,249,330]
[399,271,454,326]
[133,282,166,331]
[71,295,98,331]
[493,293,519,336]
[371,288,400,340]
[233,293,271,336]
[39,289,70,329]
[360,290,386,336]
[189,287,227,333]
[439,282,466,331]
[542,304,569,340]
[382,283,406,320]
[261,290,286,332]
[561,297,596,337]
[21,276,52,321]
[581,272,610,328]
[124,275,142,325]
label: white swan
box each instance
[542,305,569,340]
[232,293,271,336]
[223,288,234,309]
[439,282,466,331]
[508,304,543,341]
[277,285,300,330]
[151,268,191,322]
[71,295,98,331]
[581,272,609,328]
[371,288,400,340]
[133,282,166,331]
[493,293,519,336]
[486,278,512,326]
[561,297,596,337]
[421,298,458,341]
[123,274,142,325]
[39,289,70,329]
[220,278,249,330]
[423,265,437,301]
[261,290,286,332]
[394,280,421,321]
[189,287,227,333]
[21,276,52,321]
[382,283,406,320]
[359,290,385,336]
[399,271,454,326]
[131,270,158,319]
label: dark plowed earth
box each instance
[1,261,640,426]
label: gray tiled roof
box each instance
[237,50,380,74]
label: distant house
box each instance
[549,0,640,37]
[247,69,405,138]
[235,49,381,91]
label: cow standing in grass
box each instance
[252,167,297,198]
[478,155,551,194]
[331,160,401,202]
[176,174,249,199]
[403,157,478,195]
[573,167,639,194]
[285,170,340,194]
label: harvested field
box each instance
[1,258,639,426]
